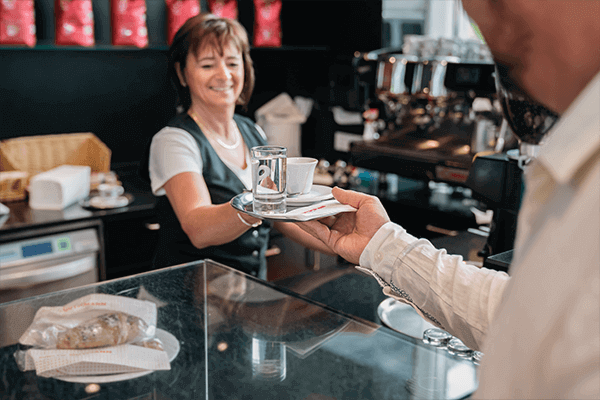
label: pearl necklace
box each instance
[189,111,241,150]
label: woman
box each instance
[141,14,332,278]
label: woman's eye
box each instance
[200,64,213,69]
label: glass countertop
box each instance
[0,260,478,399]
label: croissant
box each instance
[56,312,149,349]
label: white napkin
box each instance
[271,199,355,221]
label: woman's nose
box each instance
[215,62,232,80]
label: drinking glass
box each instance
[251,146,287,214]
[251,336,287,381]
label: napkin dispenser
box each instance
[29,165,91,210]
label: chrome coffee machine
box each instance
[351,36,508,186]
[350,36,559,271]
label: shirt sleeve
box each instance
[358,222,510,351]
[148,127,203,196]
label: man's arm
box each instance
[297,187,510,350]
[359,222,510,351]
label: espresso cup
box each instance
[97,183,124,199]
[286,157,318,197]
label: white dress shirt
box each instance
[359,72,600,399]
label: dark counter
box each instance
[0,192,156,239]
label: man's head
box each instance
[461,0,600,114]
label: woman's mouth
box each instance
[210,86,232,92]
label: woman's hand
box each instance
[295,187,390,264]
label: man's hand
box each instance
[296,187,390,264]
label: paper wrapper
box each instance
[19,293,157,348]
[16,343,170,378]
[282,200,356,222]
[15,294,170,378]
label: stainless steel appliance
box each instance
[0,221,104,345]
[0,223,103,304]
[352,37,504,186]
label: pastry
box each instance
[133,337,165,351]
[56,312,149,349]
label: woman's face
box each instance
[181,40,244,110]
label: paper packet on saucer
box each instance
[283,199,356,221]
[14,294,172,379]
[16,343,170,378]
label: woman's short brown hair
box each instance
[168,13,255,111]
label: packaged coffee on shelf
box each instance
[0,0,36,47]
[166,0,200,45]
[111,0,148,48]
[253,0,281,48]
[208,0,238,20]
[55,0,95,46]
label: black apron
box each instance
[140,113,271,276]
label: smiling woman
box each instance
[139,13,334,278]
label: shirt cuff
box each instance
[358,221,419,283]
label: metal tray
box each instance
[231,192,354,223]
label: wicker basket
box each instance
[0,133,111,175]
[0,171,28,202]
[0,133,111,201]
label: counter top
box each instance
[0,192,156,239]
[0,163,157,240]
[0,260,478,400]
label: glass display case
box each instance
[0,259,478,399]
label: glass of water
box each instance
[251,336,287,381]
[251,146,287,214]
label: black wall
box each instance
[0,0,381,164]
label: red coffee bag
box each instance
[253,0,281,48]
[208,0,237,20]
[0,0,36,47]
[111,0,148,48]
[55,0,94,46]
[165,0,200,45]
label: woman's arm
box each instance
[164,171,261,249]
[273,221,338,257]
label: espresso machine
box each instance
[350,36,561,271]
[351,36,507,186]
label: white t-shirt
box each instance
[148,124,266,196]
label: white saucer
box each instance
[81,193,134,210]
[287,185,333,206]
[232,193,356,223]
[55,328,180,384]
[377,298,436,340]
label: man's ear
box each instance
[175,62,187,87]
